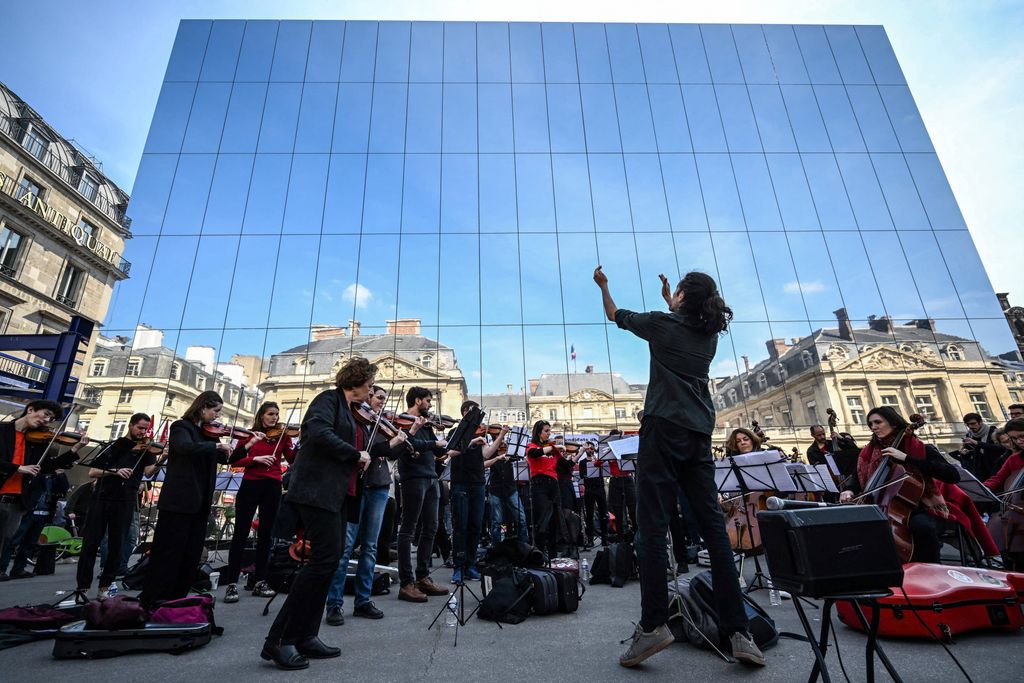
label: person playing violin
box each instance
[1,400,87,580]
[76,412,161,597]
[222,401,297,604]
[396,387,455,603]
[326,386,418,624]
[141,391,233,607]
[983,417,1024,570]
[526,420,566,560]
[839,406,960,563]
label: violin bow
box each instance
[269,398,303,461]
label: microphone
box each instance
[765,496,830,511]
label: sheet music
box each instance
[607,435,640,460]
[514,459,531,482]
[825,453,841,477]
[716,450,798,493]
[505,426,531,459]
[813,465,841,493]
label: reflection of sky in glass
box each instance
[110,20,1016,412]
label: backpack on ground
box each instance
[541,568,585,613]
[478,567,533,625]
[589,547,611,585]
[607,542,636,588]
[150,593,223,636]
[265,542,300,594]
[524,569,560,616]
[120,551,150,591]
[669,571,786,651]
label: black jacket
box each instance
[286,388,391,513]
[0,421,49,506]
[398,424,446,481]
[158,420,227,515]
[806,441,833,467]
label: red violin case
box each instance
[836,563,1024,640]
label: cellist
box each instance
[983,417,1024,570]
[839,406,959,563]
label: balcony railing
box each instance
[0,116,132,232]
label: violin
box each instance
[131,438,166,456]
[201,422,255,440]
[859,413,927,564]
[426,413,456,430]
[24,429,90,447]
[475,423,506,438]
[540,440,580,455]
[351,402,416,454]
[264,424,301,442]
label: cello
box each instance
[857,414,927,564]
[985,466,1024,569]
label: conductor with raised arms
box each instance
[594,266,766,668]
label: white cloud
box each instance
[342,283,373,309]
[783,280,826,295]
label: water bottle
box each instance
[444,595,458,628]
[107,584,119,598]
[581,558,590,582]
[766,574,781,607]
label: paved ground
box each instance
[1,549,1020,682]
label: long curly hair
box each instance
[677,272,733,335]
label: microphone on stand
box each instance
[765,496,830,511]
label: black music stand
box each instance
[446,406,484,453]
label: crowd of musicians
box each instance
[3,272,1024,670]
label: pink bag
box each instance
[149,595,222,635]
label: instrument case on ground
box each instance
[836,563,1024,640]
[52,620,212,659]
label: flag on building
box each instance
[570,344,576,361]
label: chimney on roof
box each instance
[834,308,854,341]
[791,338,801,345]
[507,384,513,393]
[867,315,893,333]
[386,318,421,335]
[741,355,751,373]
[347,319,361,337]
[585,365,594,374]
[529,378,539,395]
[909,318,936,331]
[310,324,346,341]
[766,338,790,361]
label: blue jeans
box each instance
[488,490,528,543]
[0,511,48,574]
[327,486,390,609]
[451,483,485,570]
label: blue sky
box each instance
[2,2,1021,397]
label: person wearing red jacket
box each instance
[223,402,297,603]
[983,418,1024,570]
[526,420,564,560]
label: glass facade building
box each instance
[102,20,1019,449]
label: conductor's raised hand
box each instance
[659,273,672,307]
[593,265,608,287]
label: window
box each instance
[77,420,90,433]
[170,362,181,380]
[801,350,814,369]
[780,408,793,427]
[969,393,994,421]
[846,396,865,425]
[945,344,964,361]
[881,394,899,408]
[195,374,205,389]
[109,420,127,440]
[16,175,42,202]
[55,263,84,307]
[762,413,775,427]
[806,399,820,425]
[914,394,938,420]
[742,381,751,397]
[165,392,176,408]
[0,224,24,278]
[78,218,97,241]
[615,407,626,419]
[90,359,107,376]
[125,358,142,376]
[21,125,50,160]
[548,409,557,421]
[82,388,100,403]
[727,388,737,404]
[1011,390,1022,403]
[583,407,593,419]
[79,174,99,202]
[421,354,432,368]
[118,389,133,404]
[757,373,767,390]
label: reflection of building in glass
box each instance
[0,80,131,355]
[712,308,1017,452]
[259,319,467,419]
[998,293,1024,359]
[105,21,1015,447]
[79,324,259,440]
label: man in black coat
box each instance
[1,400,86,580]
[263,358,409,671]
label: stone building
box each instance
[0,80,131,344]
[258,319,467,421]
[79,324,259,440]
[998,293,1024,360]
[712,308,1019,455]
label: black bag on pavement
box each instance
[52,621,212,659]
[524,569,559,616]
[265,543,299,594]
[120,551,150,591]
[478,568,533,625]
[589,547,611,585]
[343,571,392,596]
[688,570,781,649]
[543,568,585,613]
[607,542,636,588]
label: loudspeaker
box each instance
[757,506,903,598]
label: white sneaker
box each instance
[97,587,110,600]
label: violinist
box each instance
[326,386,415,625]
[983,418,1024,570]
[447,401,508,584]
[264,359,403,670]
[527,420,564,560]
[77,413,161,597]
[838,406,960,563]
[223,401,297,604]
[1,400,86,578]
[396,387,453,604]
[579,441,609,546]
[141,392,233,607]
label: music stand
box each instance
[446,406,484,453]
[951,466,1002,506]
[716,451,798,594]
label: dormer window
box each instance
[945,344,964,361]
[800,350,813,369]
[756,373,767,391]
[90,359,107,377]
[420,354,432,368]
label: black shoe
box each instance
[261,642,309,670]
[325,605,344,626]
[0,572,9,582]
[10,570,34,579]
[296,636,341,659]
[353,602,384,619]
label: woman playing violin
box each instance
[141,391,233,607]
[839,406,959,563]
[223,401,297,603]
[527,420,565,559]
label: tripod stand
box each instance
[426,576,482,646]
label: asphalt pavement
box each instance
[0,548,1020,682]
